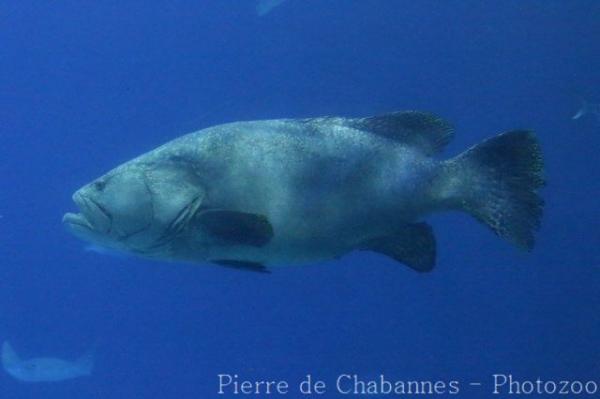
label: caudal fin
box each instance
[439,131,545,250]
[573,99,589,119]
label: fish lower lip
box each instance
[63,212,93,230]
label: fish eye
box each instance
[93,180,106,191]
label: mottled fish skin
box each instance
[63,112,544,271]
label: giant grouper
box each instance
[63,111,544,273]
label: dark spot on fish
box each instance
[93,180,106,191]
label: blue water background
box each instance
[1,1,599,397]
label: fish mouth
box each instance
[63,192,112,234]
[62,212,94,230]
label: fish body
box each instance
[63,111,544,272]
[2,342,93,382]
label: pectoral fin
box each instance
[196,210,274,247]
[213,260,271,273]
[361,223,436,272]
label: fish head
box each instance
[63,159,205,257]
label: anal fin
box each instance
[361,223,436,272]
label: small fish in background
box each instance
[2,341,94,382]
[572,97,600,122]
[256,0,287,16]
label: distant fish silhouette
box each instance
[257,0,287,16]
[2,341,94,382]
[572,98,600,122]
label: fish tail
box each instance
[436,130,545,250]
[1,341,21,368]
[573,98,589,120]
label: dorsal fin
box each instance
[349,111,454,155]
